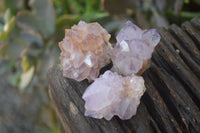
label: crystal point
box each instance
[59,21,112,81]
[82,70,146,120]
[112,21,161,76]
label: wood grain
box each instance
[48,17,200,133]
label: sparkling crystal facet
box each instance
[112,21,161,75]
[82,70,146,120]
[59,21,112,81]
[59,21,161,120]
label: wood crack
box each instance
[48,17,200,133]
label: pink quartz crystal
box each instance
[111,21,161,75]
[82,70,146,120]
[59,21,112,81]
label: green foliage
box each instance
[16,0,55,39]
[102,0,200,28]
[53,0,108,42]
[0,0,199,95]
[0,0,109,92]
[0,0,109,132]
[0,0,200,132]
[52,0,107,21]
[4,0,23,14]
[0,0,56,91]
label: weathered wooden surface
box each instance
[48,17,200,133]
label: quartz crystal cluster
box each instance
[112,21,161,75]
[59,21,112,81]
[59,20,160,120]
[82,70,146,120]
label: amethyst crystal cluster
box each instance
[59,21,112,81]
[82,71,146,120]
[112,21,161,75]
[59,20,160,120]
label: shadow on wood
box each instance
[47,17,200,133]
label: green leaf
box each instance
[81,12,108,22]
[16,0,55,38]
[4,0,23,14]
[86,0,93,13]
[0,31,9,41]
[19,66,34,91]
[0,41,25,59]
[20,30,43,47]
[4,9,12,23]
[21,56,31,72]
[5,16,15,32]
[0,16,16,41]
[55,15,79,41]
[0,19,43,60]
[21,46,41,73]
[16,12,39,33]
[32,0,56,38]
[68,0,84,13]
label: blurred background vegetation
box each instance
[0,0,199,132]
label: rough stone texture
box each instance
[112,21,161,75]
[59,21,160,120]
[59,21,112,81]
[48,17,200,133]
[82,70,146,120]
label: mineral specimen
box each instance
[82,70,146,120]
[59,20,160,120]
[111,21,161,75]
[59,21,112,81]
